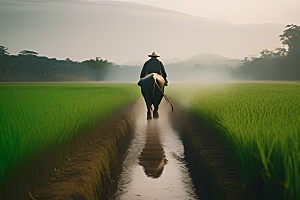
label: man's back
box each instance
[140,57,167,79]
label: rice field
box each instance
[167,82,300,199]
[0,83,141,188]
[1,81,299,199]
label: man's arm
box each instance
[140,62,148,78]
[160,61,168,85]
[160,61,167,80]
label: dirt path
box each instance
[112,99,198,199]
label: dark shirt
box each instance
[140,57,167,79]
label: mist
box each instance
[0,0,286,65]
[102,53,241,83]
[1,0,298,83]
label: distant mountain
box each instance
[187,53,230,60]
[123,53,243,69]
[163,58,183,64]
[0,1,285,64]
[179,53,241,67]
[164,53,243,82]
[123,57,183,66]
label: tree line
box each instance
[0,48,113,82]
[1,24,299,82]
[233,24,300,80]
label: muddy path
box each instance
[112,99,198,199]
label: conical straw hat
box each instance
[148,52,160,57]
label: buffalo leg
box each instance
[153,84,164,118]
[141,89,153,120]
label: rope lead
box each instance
[154,80,174,112]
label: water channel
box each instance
[112,99,198,200]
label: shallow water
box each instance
[112,99,198,200]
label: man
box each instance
[139,52,168,119]
[140,52,168,84]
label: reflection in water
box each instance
[139,120,167,178]
[113,99,198,200]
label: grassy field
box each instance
[0,83,141,188]
[167,82,300,199]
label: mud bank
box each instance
[32,104,137,200]
[170,104,250,200]
[1,102,137,200]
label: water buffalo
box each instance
[138,52,173,119]
[138,73,173,119]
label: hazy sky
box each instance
[0,0,299,63]
[116,0,300,24]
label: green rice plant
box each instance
[0,83,140,188]
[167,82,300,199]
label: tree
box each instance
[65,58,73,62]
[19,50,38,56]
[83,57,112,81]
[279,24,300,51]
[274,47,287,57]
[259,49,273,58]
[0,45,9,56]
